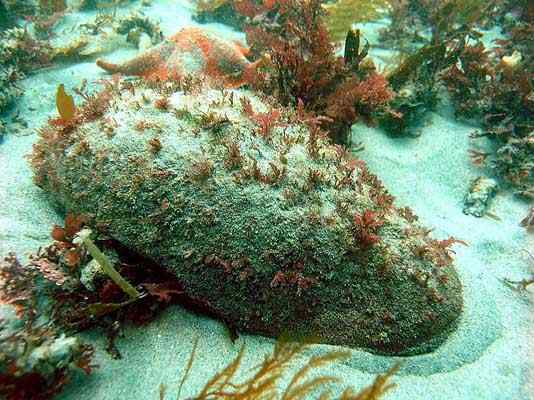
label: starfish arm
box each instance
[96,42,175,77]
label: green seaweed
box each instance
[74,228,142,299]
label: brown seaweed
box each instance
[163,336,400,399]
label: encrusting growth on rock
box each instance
[31,79,463,356]
[234,0,393,145]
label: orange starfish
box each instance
[96,27,257,87]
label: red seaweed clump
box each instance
[235,0,393,144]
[0,254,94,400]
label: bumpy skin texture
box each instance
[32,84,463,355]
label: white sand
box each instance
[0,1,532,399]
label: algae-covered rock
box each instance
[463,177,498,217]
[31,81,463,355]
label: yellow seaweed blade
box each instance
[196,0,230,13]
[323,0,391,42]
[56,84,76,121]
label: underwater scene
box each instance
[0,0,533,399]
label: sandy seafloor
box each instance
[0,1,533,399]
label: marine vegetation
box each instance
[193,0,392,42]
[235,0,393,144]
[376,0,491,135]
[0,0,15,29]
[5,213,210,361]
[96,1,393,145]
[376,0,533,196]
[378,41,464,135]
[442,33,533,198]
[32,10,67,39]
[161,336,400,399]
[0,27,52,112]
[0,120,6,139]
[378,0,501,53]
[114,11,163,48]
[78,0,132,11]
[56,83,76,122]
[96,26,255,87]
[1,222,401,400]
[0,27,52,73]
[31,79,464,356]
[0,6,163,116]
[38,0,67,15]
[0,65,22,114]
[0,0,36,29]
[0,211,211,398]
[193,0,246,30]
[74,228,143,299]
[504,249,534,292]
[62,10,163,59]
[0,254,94,400]
[323,0,391,42]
